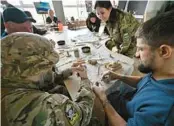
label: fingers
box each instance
[71,59,88,79]
[101,71,110,80]
[72,66,84,71]
[92,82,105,96]
[71,59,85,67]
[92,85,99,93]
[71,60,86,73]
[92,82,102,89]
[76,59,85,62]
[101,70,119,82]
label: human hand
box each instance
[92,82,107,102]
[111,46,118,53]
[102,71,120,83]
[71,59,85,68]
[71,59,87,79]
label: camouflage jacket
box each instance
[1,33,95,126]
[106,8,140,57]
[2,79,95,126]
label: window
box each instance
[7,0,20,6]
[21,0,40,5]
[77,0,88,20]
[63,0,77,6]
[64,7,79,20]
[3,0,98,24]
[63,0,90,21]
[78,6,88,20]
[21,0,53,6]
[6,0,54,24]
[22,0,54,24]
[23,8,45,24]
[0,4,5,13]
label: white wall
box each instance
[144,0,165,21]
[52,0,66,24]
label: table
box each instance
[44,28,134,125]
[44,28,134,100]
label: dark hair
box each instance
[88,12,97,18]
[94,0,112,9]
[136,10,174,47]
[86,12,101,32]
[108,8,124,25]
[71,16,75,21]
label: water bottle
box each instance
[58,21,63,32]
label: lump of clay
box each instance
[105,62,122,71]
[88,59,98,65]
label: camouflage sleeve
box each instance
[48,78,95,126]
[106,39,116,50]
[3,81,94,126]
[74,79,95,126]
[47,79,95,126]
[105,23,121,50]
[48,79,95,126]
[119,13,140,54]
[39,94,84,126]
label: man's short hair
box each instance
[136,10,174,48]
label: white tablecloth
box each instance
[44,28,134,100]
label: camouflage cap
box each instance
[1,32,59,87]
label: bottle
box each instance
[58,20,63,32]
[74,49,80,58]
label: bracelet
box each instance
[102,99,110,108]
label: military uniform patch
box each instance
[123,33,129,40]
[65,103,80,125]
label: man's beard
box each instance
[138,52,155,74]
[138,64,153,73]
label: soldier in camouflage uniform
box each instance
[95,0,140,58]
[1,32,96,126]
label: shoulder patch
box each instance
[123,33,129,38]
[123,33,130,41]
[65,103,80,125]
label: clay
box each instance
[105,62,122,71]
[88,59,98,65]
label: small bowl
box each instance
[57,40,65,45]
[81,46,91,53]
[71,39,76,42]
